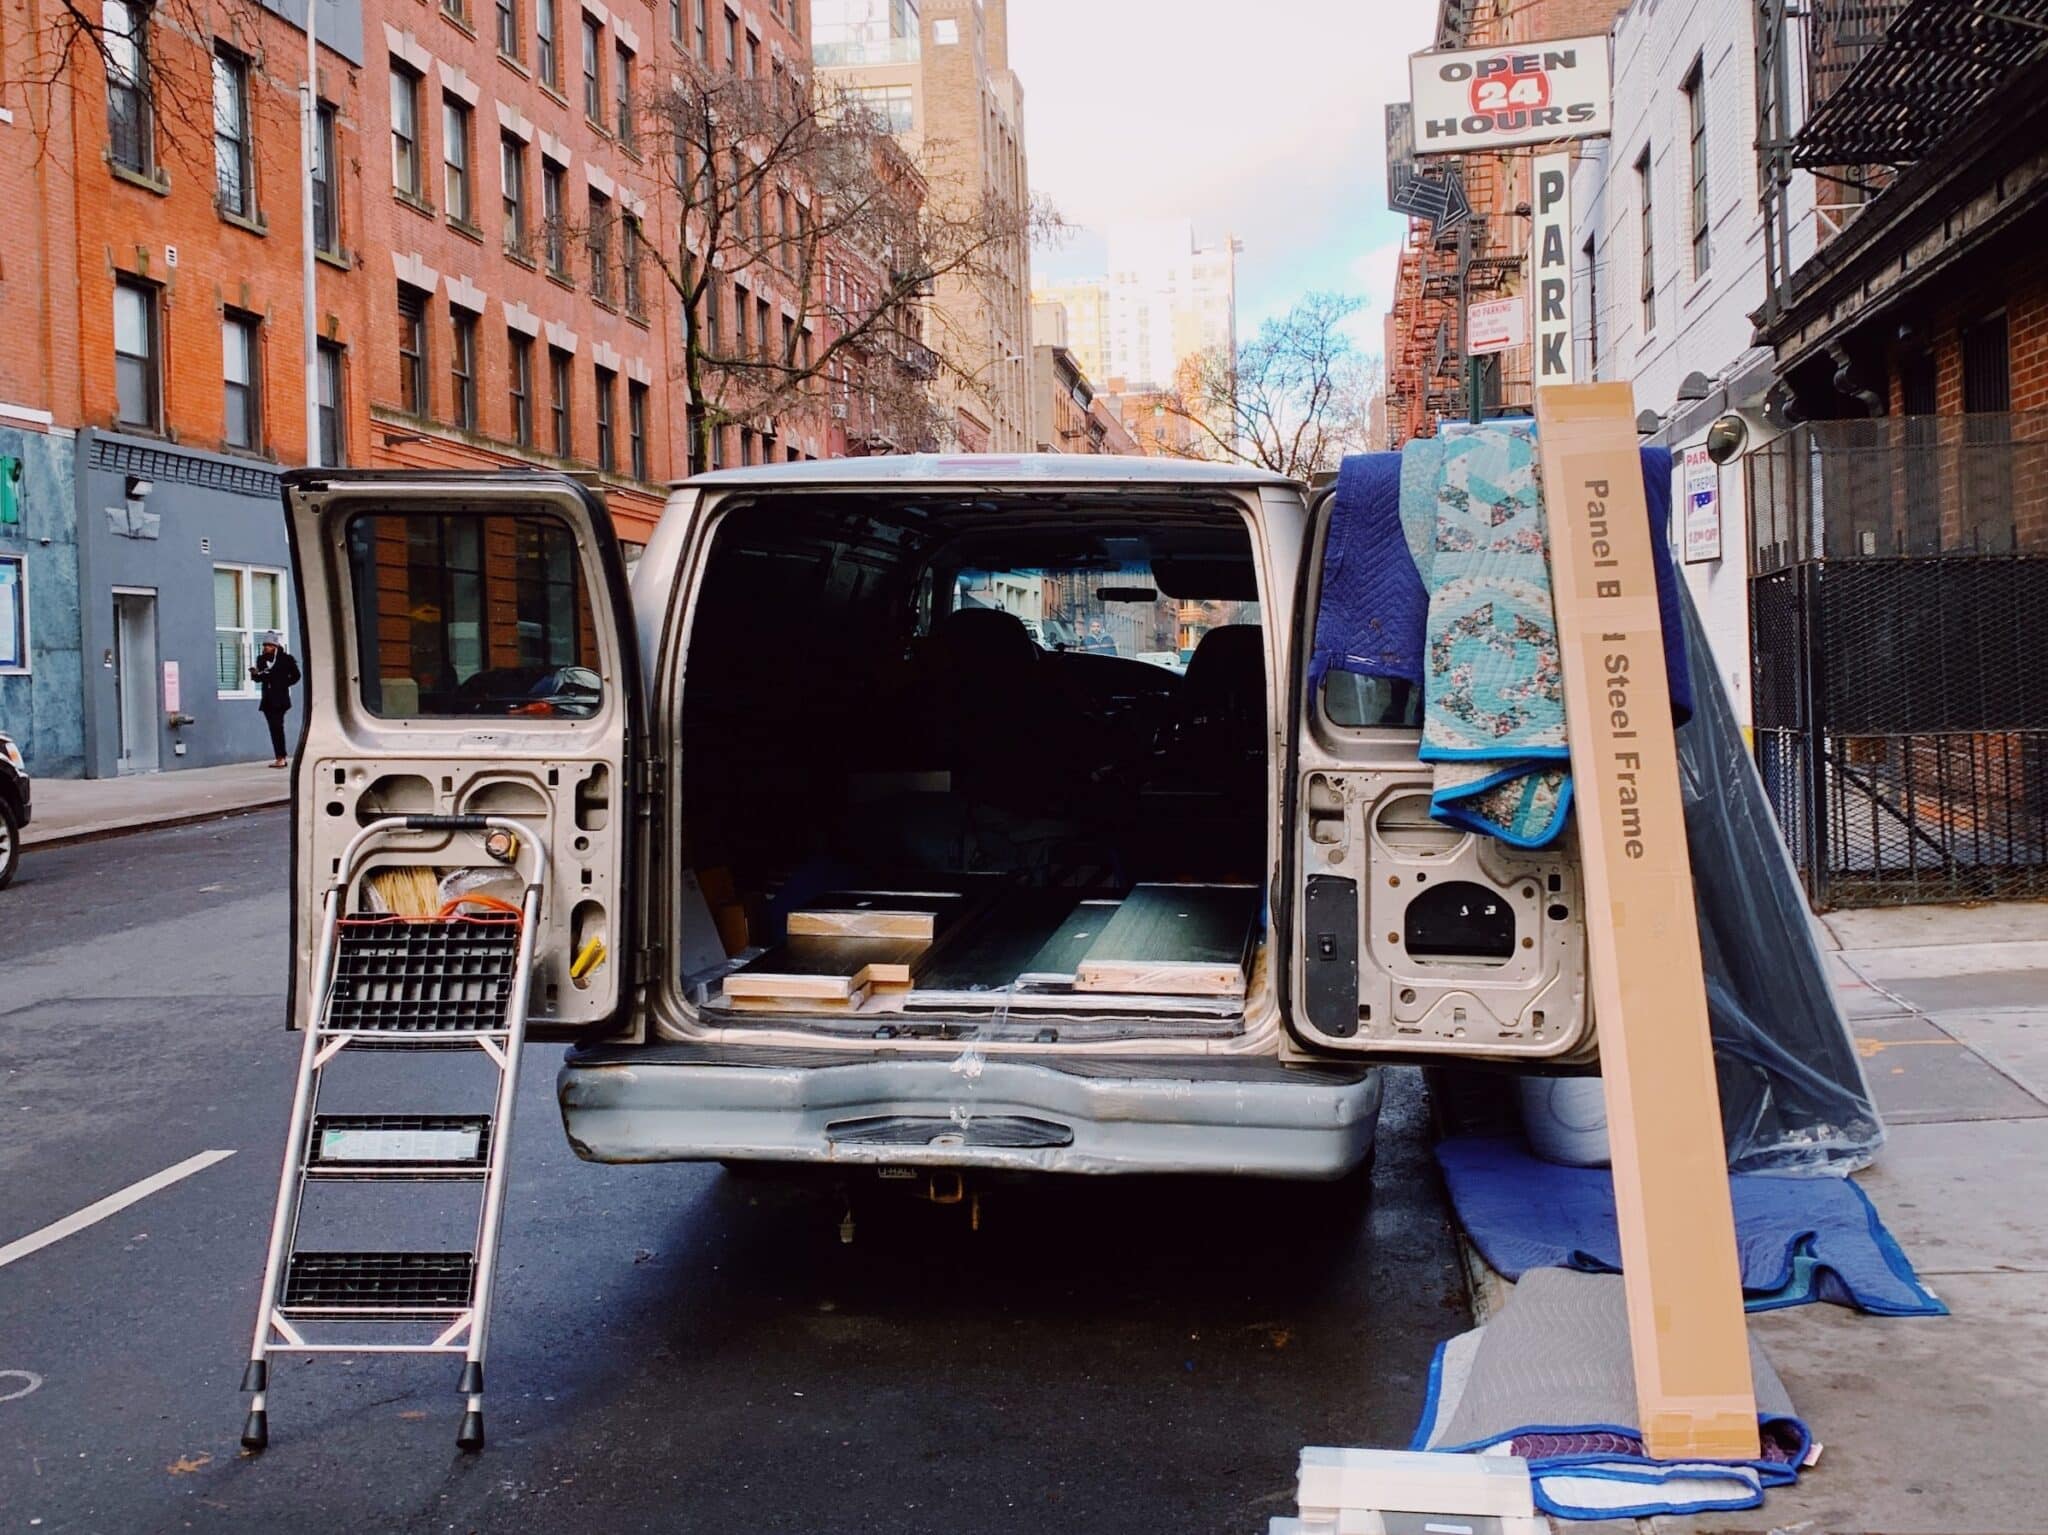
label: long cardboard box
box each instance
[1534,384,1760,1461]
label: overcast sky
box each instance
[1007,0,1438,352]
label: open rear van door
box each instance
[1281,482,1596,1064]
[282,471,643,1042]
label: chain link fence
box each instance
[1747,414,2048,906]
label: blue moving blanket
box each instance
[1308,440,1693,844]
[1436,1135,1947,1317]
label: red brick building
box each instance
[1383,0,1627,444]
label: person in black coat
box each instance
[251,632,301,767]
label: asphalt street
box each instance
[0,811,1471,1534]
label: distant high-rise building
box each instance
[1032,278,1109,385]
[816,0,1035,451]
[1101,220,1239,391]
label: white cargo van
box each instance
[283,456,1592,1180]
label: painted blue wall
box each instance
[75,430,296,777]
[0,425,85,778]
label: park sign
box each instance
[1409,36,1612,155]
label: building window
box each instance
[549,345,573,456]
[501,134,527,252]
[1636,147,1655,334]
[724,7,738,70]
[1684,60,1709,278]
[615,43,634,146]
[710,420,725,469]
[704,278,722,354]
[588,190,612,303]
[509,332,534,445]
[443,0,466,23]
[628,380,647,478]
[1583,237,1599,379]
[594,365,617,471]
[398,282,430,415]
[746,32,759,77]
[739,426,753,465]
[214,564,285,697]
[450,309,479,429]
[669,0,682,42]
[543,159,567,275]
[316,340,346,466]
[847,83,912,135]
[582,15,603,123]
[104,0,151,174]
[213,45,254,217]
[497,0,518,57]
[0,555,26,674]
[112,275,161,430]
[694,0,708,59]
[444,96,473,224]
[621,215,643,316]
[222,310,261,450]
[391,63,423,197]
[311,101,341,254]
[537,0,559,85]
[732,281,747,358]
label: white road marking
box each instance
[0,1370,43,1402]
[0,1150,236,1270]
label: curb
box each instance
[21,797,290,852]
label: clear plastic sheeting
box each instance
[1676,587,1884,1174]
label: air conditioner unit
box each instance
[831,403,849,419]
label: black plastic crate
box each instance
[324,917,520,1033]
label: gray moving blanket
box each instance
[1412,1269,1813,1521]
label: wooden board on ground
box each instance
[722,936,927,1001]
[1073,884,1258,997]
[1017,900,1122,989]
[1535,382,1759,1461]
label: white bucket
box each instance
[1517,1075,1611,1167]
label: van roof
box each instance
[678,453,1300,491]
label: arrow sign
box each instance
[1386,104,1469,231]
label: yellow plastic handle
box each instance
[570,936,608,980]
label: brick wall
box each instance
[10,0,374,463]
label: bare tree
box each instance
[1162,292,1385,481]
[7,0,273,176]
[641,62,1058,466]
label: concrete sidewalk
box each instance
[21,760,290,847]
[1538,902,2048,1535]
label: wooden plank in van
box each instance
[1073,884,1258,998]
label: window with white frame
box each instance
[0,555,27,673]
[215,564,286,696]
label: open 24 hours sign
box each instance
[1409,36,1612,155]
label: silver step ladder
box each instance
[240,814,549,1453]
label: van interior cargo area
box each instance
[678,491,1271,1025]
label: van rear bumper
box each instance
[557,1043,1381,1180]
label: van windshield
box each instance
[948,563,1260,674]
[345,512,604,719]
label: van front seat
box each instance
[923,608,1062,810]
[1175,624,1267,768]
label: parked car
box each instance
[281,458,1594,1183]
[0,730,30,889]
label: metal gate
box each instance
[1747,413,2048,906]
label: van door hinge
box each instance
[634,757,663,803]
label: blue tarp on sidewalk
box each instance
[1436,1135,1947,1316]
